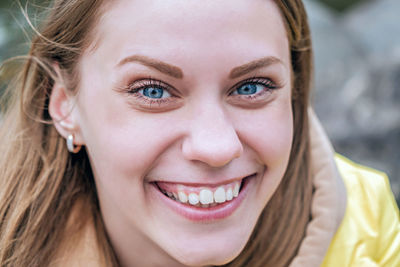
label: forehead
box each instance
[87,0,289,73]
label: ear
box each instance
[49,64,84,145]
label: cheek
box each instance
[84,114,176,183]
[80,110,183,227]
[233,100,293,211]
[76,87,179,199]
[234,101,293,171]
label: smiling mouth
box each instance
[154,174,255,208]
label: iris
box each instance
[143,87,164,98]
[236,84,258,95]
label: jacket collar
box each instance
[289,109,347,267]
[53,109,347,267]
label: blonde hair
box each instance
[0,1,312,266]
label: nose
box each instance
[182,104,243,168]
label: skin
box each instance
[50,0,293,266]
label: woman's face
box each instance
[73,0,292,265]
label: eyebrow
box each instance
[229,56,283,79]
[117,55,283,80]
[117,55,184,79]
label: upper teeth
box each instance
[160,181,241,207]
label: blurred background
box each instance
[0,0,399,205]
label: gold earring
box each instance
[67,134,82,153]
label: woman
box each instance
[0,0,398,266]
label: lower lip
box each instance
[150,176,254,222]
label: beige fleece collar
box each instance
[289,109,347,267]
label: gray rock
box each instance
[304,0,366,98]
[344,0,400,60]
[304,0,400,204]
[304,0,368,138]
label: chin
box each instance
[166,231,250,267]
[175,249,241,267]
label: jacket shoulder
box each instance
[321,155,400,267]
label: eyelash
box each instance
[120,77,280,106]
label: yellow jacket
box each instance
[289,111,400,267]
[321,155,400,267]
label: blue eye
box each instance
[233,83,265,95]
[142,87,163,98]
[140,87,171,99]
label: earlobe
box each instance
[48,64,84,146]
